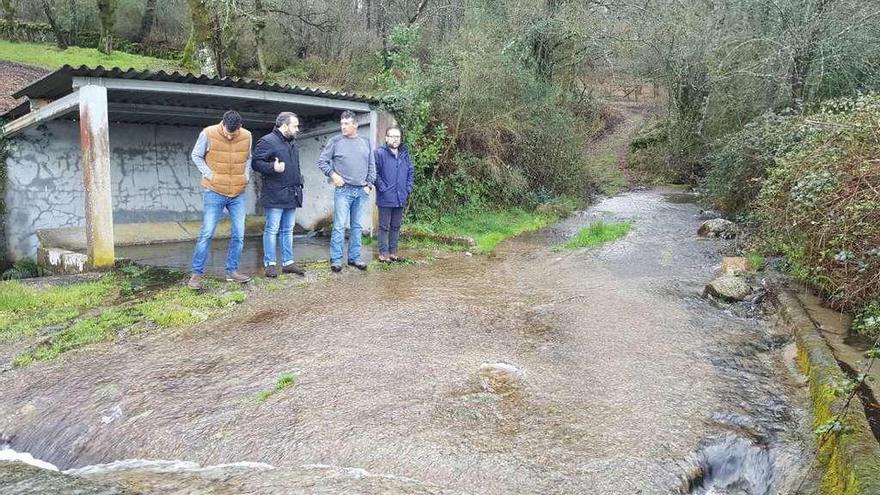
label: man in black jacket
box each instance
[252,112,306,277]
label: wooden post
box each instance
[78,85,115,268]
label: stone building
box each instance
[0,65,391,270]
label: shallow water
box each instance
[0,189,815,494]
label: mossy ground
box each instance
[4,265,245,367]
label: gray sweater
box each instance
[317,134,376,187]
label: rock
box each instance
[704,276,752,302]
[720,257,755,275]
[478,362,523,395]
[697,218,737,239]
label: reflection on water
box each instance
[117,234,375,277]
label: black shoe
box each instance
[265,265,279,278]
[347,260,368,270]
[331,264,342,273]
[282,263,305,276]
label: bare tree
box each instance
[139,0,158,43]
[96,0,118,54]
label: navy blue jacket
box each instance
[252,129,303,209]
[374,144,414,208]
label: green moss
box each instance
[559,221,633,250]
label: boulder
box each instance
[478,362,523,395]
[720,257,755,275]
[698,219,737,239]
[704,276,752,302]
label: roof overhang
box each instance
[2,65,379,136]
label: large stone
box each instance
[704,276,752,302]
[697,219,737,239]
[478,362,524,395]
[720,257,755,275]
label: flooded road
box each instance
[0,189,815,494]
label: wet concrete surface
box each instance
[117,234,374,278]
[0,189,815,494]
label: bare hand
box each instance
[273,157,285,173]
[331,172,345,187]
[363,185,372,194]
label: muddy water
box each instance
[0,189,815,494]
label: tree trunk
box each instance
[252,0,268,74]
[41,0,68,49]
[138,0,157,43]
[96,0,117,54]
[182,0,215,75]
[1,0,15,23]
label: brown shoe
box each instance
[265,265,278,278]
[187,274,203,290]
[225,271,252,283]
[282,263,305,276]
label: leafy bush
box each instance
[755,94,880,309]
[853,300,880,339]
[703,111,809,213]
[1,258,44,280]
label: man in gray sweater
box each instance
[317,110,376,272]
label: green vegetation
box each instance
[745,253,765,272]
[257,372,297,402]
[0,276,114,340]
[406,198,576,253]
[6,266,245,367]
[0,40,179,70]
[559,222,633,250]
[853,301,880,339]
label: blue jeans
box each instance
[330,185,368,265]
[263,207,296,266]
[191,189,246,275]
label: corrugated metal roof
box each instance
[12,65,378,103]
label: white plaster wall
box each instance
[3,120,374,260]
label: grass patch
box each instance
[14,308,138,367]
[746,253,765,271]
[10,267,246,367]
[257,372,298,402]
[0,40,181,71]
[406,198,576,253]
[0,277,115,340]
[559,221,633,250]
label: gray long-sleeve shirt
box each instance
[191,130,252,181]
[317,134,376,186]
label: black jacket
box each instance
[252,128,304,209]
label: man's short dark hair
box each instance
[276,112,298,128]
[385,126,402,137]
[340,110,357,122]
[222,110,242,132]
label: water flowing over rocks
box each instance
[698,218,738,239]
[478,362,523,395]
[704,276,753,302]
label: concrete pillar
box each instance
[78,85,115,268]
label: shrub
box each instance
[755,94,880,309]
[853,300,880,339]
[703,111,809,213]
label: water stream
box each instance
[0,189,816,494]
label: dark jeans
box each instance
[378,206,404,255]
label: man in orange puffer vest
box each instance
[188,110,253,289]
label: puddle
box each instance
[117,233,375,278]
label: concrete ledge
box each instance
[37,247,90,274]
[777,290,880,494]
[37,217,268,251]
[400,229,476,248]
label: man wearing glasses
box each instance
[188,110,253,289]
[317,110,376,273]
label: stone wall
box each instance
[3,119,373,260]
